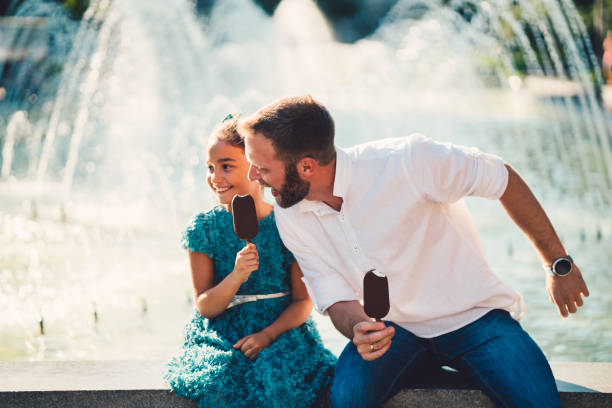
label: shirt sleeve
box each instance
[405,134,509,203]
[181,212,216,258]
[274,207,359,315]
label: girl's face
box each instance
[206,140,260,205]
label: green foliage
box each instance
[44,62,63,77]
[252,0,281,15]
[56,0,89,20]
[315,0,362,19]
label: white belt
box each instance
[226,292,290,310]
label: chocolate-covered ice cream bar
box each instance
[231,194,258,243]
[363,269,390,321]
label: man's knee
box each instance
[330,374,381,408]
[329,326,425,408]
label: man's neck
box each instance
[323,196,343,212]
[306,157,343,211]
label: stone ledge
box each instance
[386,362,612,408]
[0,361,610,407]
[0,390,194,408]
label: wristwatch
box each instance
[544,255,573,277]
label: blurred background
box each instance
[0,0,610,363]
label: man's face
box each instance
[244,132,310,208]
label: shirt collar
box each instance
[332,147,351,199]
[297,146,352,214]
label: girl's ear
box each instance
[297,157,317,179]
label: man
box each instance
[239,95,589,407]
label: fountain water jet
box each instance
[0,0,610,362]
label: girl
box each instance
[164,115,336,408]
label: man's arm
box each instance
[500,164,589,317]
[327,300,370,339]
[328,300,395,361]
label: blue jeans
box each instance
[330,309,561,408]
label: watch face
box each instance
[554,258,572,276]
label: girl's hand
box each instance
[232,244,258,283]
[233,330,274,360]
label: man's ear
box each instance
[296,157,317,179]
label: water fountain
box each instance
[0,0,610,362]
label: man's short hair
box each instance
[240,95,335,165]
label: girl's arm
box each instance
[262,261,313,340]
[190,244,259,319]
[233,262,313,360]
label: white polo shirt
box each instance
[274,134,526,338]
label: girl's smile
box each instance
[212,185,232,195]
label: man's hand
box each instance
[546,264,589,317]
[352,321,395,361]
[233,330,274,360]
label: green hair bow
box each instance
[222,112,240,122]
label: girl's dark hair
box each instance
[209,116,243,148]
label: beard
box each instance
[260,161,310,208]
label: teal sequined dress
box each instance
[164,205,336,408]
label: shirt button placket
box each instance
[340,211,368,269]
[338,212,351,254]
